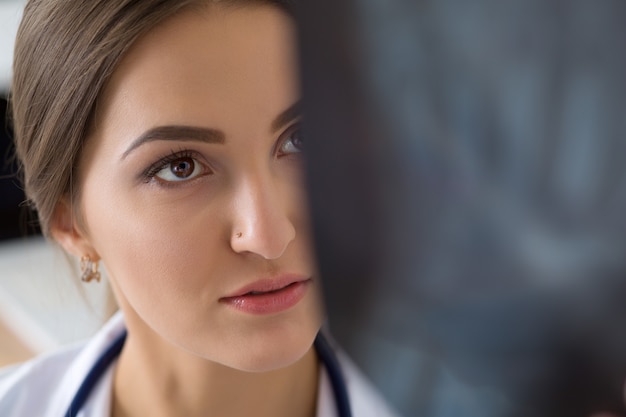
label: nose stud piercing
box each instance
[80,255,101,283]
[235,232,243,238]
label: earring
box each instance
[80,255,101,283]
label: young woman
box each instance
[0,1,398,416]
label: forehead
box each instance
[92,4,298,139]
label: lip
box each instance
[220,275,311,315]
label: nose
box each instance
[229,176,297,260]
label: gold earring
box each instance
[80,255,101,283]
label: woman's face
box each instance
[64,4,323,371]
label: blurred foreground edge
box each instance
[299,1,626,416]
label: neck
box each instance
[111,332,319,417]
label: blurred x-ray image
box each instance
[300,1,626,416]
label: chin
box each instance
[220,322,321,373]
[236,350,311,373]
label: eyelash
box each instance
[141,149,203,183]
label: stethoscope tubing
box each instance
[64,331,126,417]
[64,329,352,417]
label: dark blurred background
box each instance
[0,1,35,241]
[0,94,36,240]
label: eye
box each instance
[277,124,303,156]
[155,156,203,182]
[142,150,209,185]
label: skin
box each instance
[52,4,323,417]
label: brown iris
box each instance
[171,157,195,179]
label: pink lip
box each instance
[220,275,311,315]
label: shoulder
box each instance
[0,343,82,417]
[0,311,124,417]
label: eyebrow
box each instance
[121,101,301,160]
[122,126,225,160]
[271,100,301,132]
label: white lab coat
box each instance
[0,312,399,417]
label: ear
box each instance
[49,197,99,261]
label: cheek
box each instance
[79,173,225,312]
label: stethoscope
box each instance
[64,330,353,417]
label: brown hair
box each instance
[10,0,293,236]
